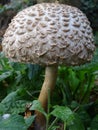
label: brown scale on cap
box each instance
[2,3,95,130]
[2,3,95,66]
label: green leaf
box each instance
[1,90,18,104]
[68,69,80,92]
[67,114,85,130]
[1,89,28,114]
[0,71,13,81]
[30,100,47,117]
[51,106,74,122]
[0,115,27,130]
[25,115,35,128]
[0,103,5,114]
[77,107,91,126]
[91,115,98,130]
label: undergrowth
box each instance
[0,48,98,129]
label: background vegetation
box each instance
[0,0,98,130]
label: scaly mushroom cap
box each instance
[2,3,95,66]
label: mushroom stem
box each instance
[39,65,58,109]
[34,66,58,130]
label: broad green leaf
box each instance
[67,114,85,130]
[25,115,35,127]
[91,115,98,130]
[1,89,28,114]
[1,90,18,104]
[30,100,47,117]
[51,106,74,122]
[0,115,27,130]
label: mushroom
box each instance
[2,3,95,130]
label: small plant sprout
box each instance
[2,3,95,130]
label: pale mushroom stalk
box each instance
[38,66,58,110]
[34,66,58,129]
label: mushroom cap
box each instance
[2,3,95,66]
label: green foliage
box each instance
[25,115,35,128]
[0,48,98,129]
[0,89,28,114]
[80,0,98,29]
[51,106,74,122]
[0,115,27,130]
[91,115,98,130]
[0,114,35,130]
[30,100,47,117]
[30,100,85,130]
[67,113,85,130]
[0,52,43,114]
[95,31,98,45]
[0,0,35,14]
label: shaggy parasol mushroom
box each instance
[2,3,95,130]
